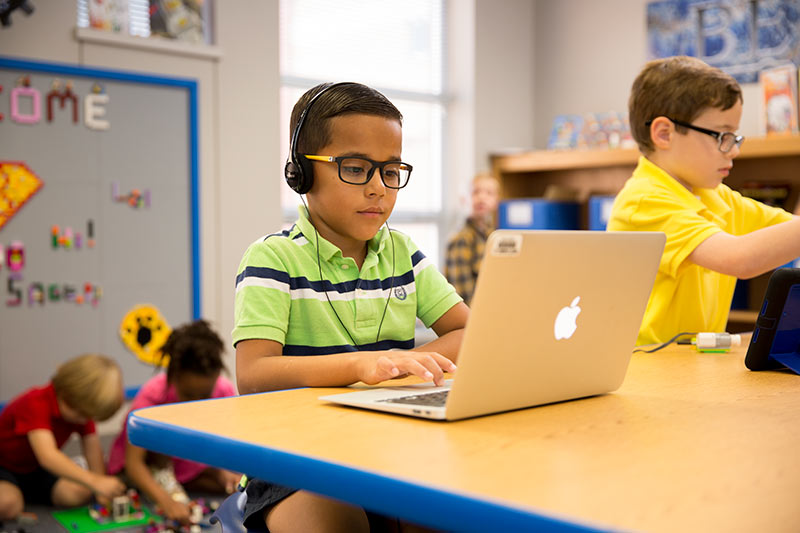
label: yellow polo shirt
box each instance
[608,156,793,345]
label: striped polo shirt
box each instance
[233,207,462,355]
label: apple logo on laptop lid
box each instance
[554,296,581,340]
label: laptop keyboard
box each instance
[378,390,449,407]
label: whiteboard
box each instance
[0,56,200,403]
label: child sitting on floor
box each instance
[0,353,126,519]
[107,319,240,527]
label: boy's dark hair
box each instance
[629,56,743,154]
[290,82,403,155]
[159,319,225,383]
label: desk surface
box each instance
[129,342,800,532]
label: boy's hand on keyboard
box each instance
[357,351,456,387]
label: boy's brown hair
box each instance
[51,354,123,421]
[629,56,743,154]
[290,82,403,155]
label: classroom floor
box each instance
[0,494,224,533]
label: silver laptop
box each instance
[319,230,665,421]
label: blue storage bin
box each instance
[498,199,580,230]
[588,195,616,231]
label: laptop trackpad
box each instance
[320,379,452,403]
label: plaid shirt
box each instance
[444,217,492,306]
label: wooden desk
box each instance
[128,343,800,532]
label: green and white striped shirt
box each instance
[233,207,462,354]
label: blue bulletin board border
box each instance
[0,56,202,319]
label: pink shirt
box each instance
[107,372,236,483]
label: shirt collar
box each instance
[635,156,730,224]
[466,216,492,238]
[294,205,390,263]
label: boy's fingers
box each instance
[373,356,400,382]
[430,352,457,373]
[398,356,445,386]
[371,354,451,385]
[413,352,453,379]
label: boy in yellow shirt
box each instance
[608,56,799,345]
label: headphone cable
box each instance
[374,221,395,344]
[302,199,396,350]
[303,198,361,349]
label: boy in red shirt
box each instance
[0,354,126,519]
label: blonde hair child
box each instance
[0,354,126,519]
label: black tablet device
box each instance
[745,268,800,374]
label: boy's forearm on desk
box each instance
[237,350,364,393]
[237,347,457,393]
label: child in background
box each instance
[445,173,500,305]
[107,319,240,526]
[0,354,126,519]
[608,56,800,345]
[234,82,468,531]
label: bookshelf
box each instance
[491,136,800,201]
[490,135,800,332]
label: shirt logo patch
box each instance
[394,287,407,300]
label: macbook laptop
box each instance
[319,230,665,420]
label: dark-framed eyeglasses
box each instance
[303,155,412,189]
[646,117,744,153]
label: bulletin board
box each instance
[0,56,200,404]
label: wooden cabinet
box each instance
[491,136,800,201]
[490,136,800,332]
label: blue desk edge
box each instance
[127,397,608,533]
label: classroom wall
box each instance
[446,0,536,224]
[532,0,762,149]
[0,1,280,379]
[444,0,476,225]
[474,0,536,171]
[215,4,281,377]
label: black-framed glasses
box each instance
[646,117,744,153]
[303,155,412,189]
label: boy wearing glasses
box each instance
[609,56,799,346]
[234,82,468,531]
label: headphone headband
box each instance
[284,82,356,194]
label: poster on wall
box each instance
[0,56,200,403]
[647,0,800,83]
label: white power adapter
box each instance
[695,332,741,349]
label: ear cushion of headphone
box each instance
[284,158,303,193]
[285,155,314,194]
[296,155,314,194]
